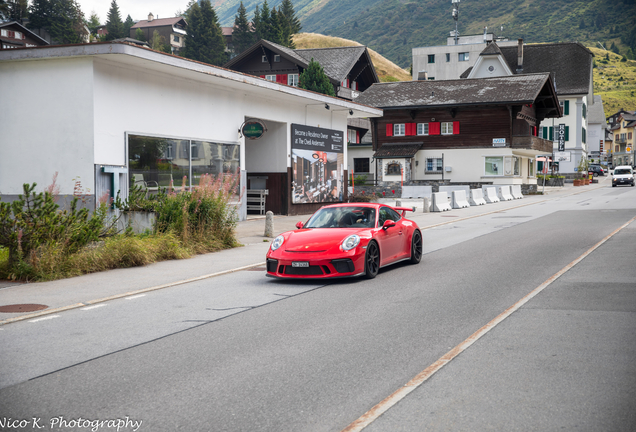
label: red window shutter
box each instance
[260,75,265,79]
[453,121,460,135]
[406,123,416,136]
[276,74,286,83]
[430,122,441,135]
[386,124,393,137]
[356,131,360,143]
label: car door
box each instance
[377,206,406,264]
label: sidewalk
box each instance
[0,180,602,325]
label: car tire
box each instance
[364,241,379,279]
[409,230,422,264]
[593,172,598,177]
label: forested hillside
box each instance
[216,0,636,69]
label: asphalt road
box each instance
[1,184,635,432]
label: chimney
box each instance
[418,71,428,81]
[148,13,154,22]
[516,38,524,73]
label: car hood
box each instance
[283,228,369,252]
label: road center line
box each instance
[341,214,636,432]
[125,294,146,300]
[81,304,107,311]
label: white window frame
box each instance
[287,73,299,87]
[417,123,429,136]
[393,124,405,137]
[0,29,7,37]
[274,55,281,62]
[441,122,453,135]
[348,129,357,144]
[425,158,443,173]
[265,74,276,82]
[485,156,503,176]
[513,156,520,176]
[261,55,268,63]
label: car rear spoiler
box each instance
[393,206,416,217]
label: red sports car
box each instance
[266,203,422,279]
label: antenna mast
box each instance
[452,0,460,45]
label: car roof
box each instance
[320,203,384,209]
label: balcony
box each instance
[511,136,553,153]
[615,136,627,144]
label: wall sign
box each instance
[240,119,267,140]
[291,124,344,204]
[492,138,506,147]
[557,123,566,152]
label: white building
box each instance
[411,31,516,81]
[0,42,381,219]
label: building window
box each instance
[341,79,349,88]
[386,162,402,176]
[428,77,435,80]
[582,127,586,144]
[173,35,180,43]
[528,159,534,177]
[582,103,587,118]
[485,156,503,176]
[394,124,405,136]
[560,100,569,115]
[446,53,450,62]
[428,54,435,63]
[262,55,268,62]
[0,29,6,37]
[274,55,280,62]
[265,74,276,82]
[513,157,520,176]
[288,73,299,86]
[348,129,358,144]
[425,158,443,173]
[417,123,429,136]
[441,122,453,135]
[629,132,633,140]
[458,52,469,61]
[354,158,370,173]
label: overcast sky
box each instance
[77,0,188,23]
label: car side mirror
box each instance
[382,220,396,230]
[295,221,304,229]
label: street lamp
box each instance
[452,0,460,45]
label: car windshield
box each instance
[304,206,376,229]
[614,168,632,175]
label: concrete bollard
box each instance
[396,200,401,207]
[423,197,430,213]
[264,211,274,237]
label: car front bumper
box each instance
[265,250,366,279]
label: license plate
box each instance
[292,261,309,268]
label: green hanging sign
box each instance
[241,120,267,140]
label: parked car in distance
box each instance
[612,165,635,187]
[266,203,422,279]
[588,164,605,176]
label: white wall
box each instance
[0,58,95,195]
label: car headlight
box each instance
[271,235,284,251]
[341,234,360,251]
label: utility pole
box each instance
[452,0,460,45]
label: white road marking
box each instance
[342,214,636,432]
[125,294,146,300]
[81,304,107,311]
[29,315,60,323]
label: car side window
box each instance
[378,207,401,226]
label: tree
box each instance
[269,7,283,45]
[299,59,335,97]
[28,0,87,45]
[85,12,101,36]
[279,0,301,33]
[232,1,254,55]
[182,0,226,66]
[105,0,123,41]
[123,14,134,39]
[134,27,145,41]
[252,5,262,40]
[2,0,29,22]
[151,29,170,53]
[254,0,272,41]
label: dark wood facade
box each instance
[370,103,554,154]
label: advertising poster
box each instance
[291,124,344,204]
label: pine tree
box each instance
[183,0,226,66]
[279,0,301,34]
[252,5,262,40]
[269,7,282,45]
[28,0,86,44]
[5,0,28,22]
[258,0,272,41]
[105,0,124,41]
[123,14,134,39]
[85,12,101,36]
[233,1,254,55]
[299,59,335,97]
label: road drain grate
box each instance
[0,304,49,313]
